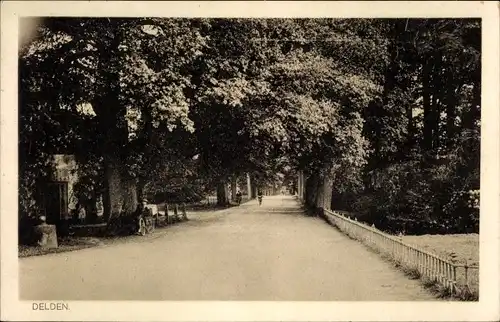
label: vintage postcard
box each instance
[1,1,499,321]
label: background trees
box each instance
[20,18,207,221]
[335,19,481,234]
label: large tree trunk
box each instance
[430,92,440,151]
[297,171,301,198]
[405,103,415,156]
[102,155,138,222]
[99,103,137,221]
[305,172,319,208]
[250,175,257,198]
[301,172,306,201]
[314,166,334,211]
[123,176,138,212]
[216,180,229,206]
[297,170,306,201]
[95,26,138,222]
[422,61,433,152]
[364,20,403,170]
[102,159,122,221]
[230,176,237,201]
[462,81,481,131]
[431,55,443,151]
[246,173,252,198]
[136,179,146,204]
[136,103,156,204]
[318,175,334,211]
[446,78,462,148]
[315,182,324,210]
[446,101,456,147]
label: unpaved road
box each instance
[20,195,436,301]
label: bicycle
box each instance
[137,208,155,236]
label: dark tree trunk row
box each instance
[422,59,433,153]
[216,179,229,206]
[230,176,237,201]
[301,165,334,214]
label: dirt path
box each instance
[19,195,437,301]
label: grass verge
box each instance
[18,237,103,258]
[19,216,192,258]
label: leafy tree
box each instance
[261,19,386,210]
[20,18,207,221]
[340,19,481,234]
[188,19,285,205]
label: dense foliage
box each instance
[333,19,481,234]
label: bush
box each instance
[333,154,479,235]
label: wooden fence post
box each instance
[452,265,457,292]
[464,260,469,287]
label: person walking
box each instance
[235,190,242,205]
[257,190,263,206]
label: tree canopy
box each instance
[20,18,480,235]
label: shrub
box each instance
[333,154,479,235]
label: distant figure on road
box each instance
[257,190,263,206]
[235,190,242,205]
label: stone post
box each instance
[33,216,58,249]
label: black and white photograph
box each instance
[1,1,499,321]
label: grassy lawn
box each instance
[401,234,479,265]
[18,221,188,258]
[401,233,479,294]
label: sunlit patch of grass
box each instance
[401,234,479,266]
[401,234,479,296]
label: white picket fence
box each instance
[323,209,479,296]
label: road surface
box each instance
[20,195,436,300]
